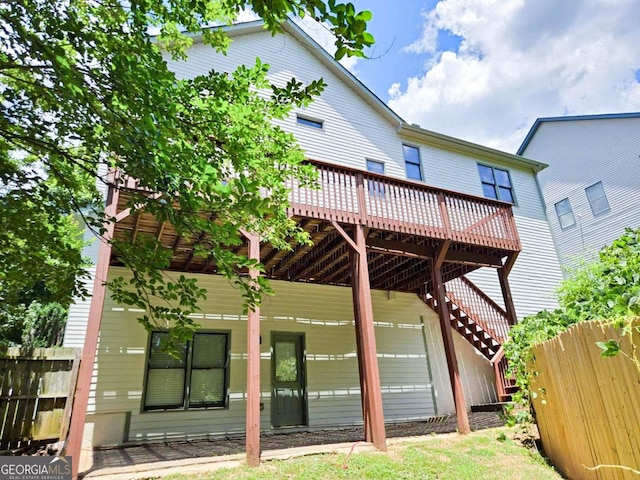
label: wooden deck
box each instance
[288,160,520,251]
[68,162,523,471]
[112,160,521,293]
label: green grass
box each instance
[164,428,561,480]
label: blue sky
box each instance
[321,1,640,152]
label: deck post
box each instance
[67,177,119,480]
[244,232,261,467]
[432,243,471,435]
[350,250,370,440]
[498,267,518,326]
[351,224,387,451]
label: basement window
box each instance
[296,115,323,129]
[143,331,230,411]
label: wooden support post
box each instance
[67,178,120,480]
[432,242,470,435]
[350,250,370,441]
[244,232,261,467]
[352,224,387,451]
[498,268,518,327]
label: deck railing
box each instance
[445,276,510,343]
[287,161,521,251]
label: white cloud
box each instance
[388,0,640,152]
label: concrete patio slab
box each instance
[82,411,504,479]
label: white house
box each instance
[64,20,564,473]
[517,113,640,272]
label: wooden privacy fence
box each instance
[529,321,640,480]
[0,347,80,451]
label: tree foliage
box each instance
[503,227,640,417]
[21,301,67,347]
[1,0,373,349]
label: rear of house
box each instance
[64,20,563,455]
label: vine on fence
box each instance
[503,227,640,424]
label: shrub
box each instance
[503,227,640,416]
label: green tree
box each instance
[1,0,373,349]
[21,301,67,347]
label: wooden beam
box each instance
[387,260,430,291]
[498,268,518,326]
[431,262,471,435]
[445,249,502,268]
[114,192,163,223]
[434,240,451,269]
[155,221,167,243]
[262,220,323,271]
[366,237,436,258]
[284,234,342,279]
[351,224,387,450]
[67,174,120,480]
[130,214,142,243]
[294,244,348,281]
[369,256,415,288]
[244,232,261,467]
[331,220,358,252]
[503,251,519,275]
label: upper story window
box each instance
[477,164,515,203]
[296,115,323,129]
[366,159,385,197]
[144,331,230,411]
[366,159,384,174]
[554,198,576,229]
[585,181,610,216]
[402,144,422,181]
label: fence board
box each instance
[529,321,640,480]
[0,347,80,450]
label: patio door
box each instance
[271,333,307,428]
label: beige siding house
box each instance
[65,20,563,468]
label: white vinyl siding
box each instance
[165,30,410,180]
[523,116,640,271]
[164,28,562,319]
[83,268,496,446]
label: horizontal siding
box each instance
[63,265,95,348]
[166,31,408,179]
[86,268,497,446]
[165,29,563,320]
[428,147,562,318]
[63,162,109,348]
[523,117,640,270]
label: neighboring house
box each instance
[518,112,640,272]
[65,20,563,471]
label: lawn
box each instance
[165,428,561,480]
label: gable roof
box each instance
[189,19,548,173]
[517,112,640,155]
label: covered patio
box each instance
[67,160,521,477]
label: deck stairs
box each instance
[420,276,517,401]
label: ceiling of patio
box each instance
[111,205,512,294]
